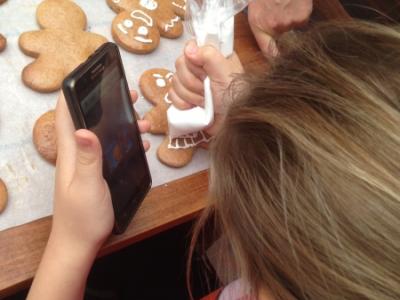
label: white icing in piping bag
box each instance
[167,0,248,138]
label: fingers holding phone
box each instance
[62,43,152,234]
[52,82,152,251]
[53,93,114,253]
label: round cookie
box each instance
[0,0,7,4]
[0,34,6,52]
[33,110,57,164]
[112,10,160,54]
[0,178,8,214]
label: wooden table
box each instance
[0,13,263,299]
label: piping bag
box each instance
[167,0,249,139]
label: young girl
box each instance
[27,20,400,300]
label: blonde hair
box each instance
[192,21,400,300]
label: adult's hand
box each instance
[248,0,313,56]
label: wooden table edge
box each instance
[0,170,209,298]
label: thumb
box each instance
[184,40,229,82]
[251,26,279,58]
[73,129,103,182]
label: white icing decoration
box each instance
[138,26,149,36]
[172,1,186,10]
[123,19,134,28]
[153,73,173,88]
[164,16,180,32]
[134,36,153,44]
[156,78,166,87]
[152,74,168,87]
[168,131,210,149]
[164,92,172,104]
[112,0,121,3]
[131,10,153,27]
[140,0,158,10]
[117,23,128,34]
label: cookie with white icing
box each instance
[107,0,185,54]
[171,0,186,19]
[139,68,210,168]
[112,9,160,53]
[19,0,107,92]
[33,110,57,164]
[0,178,7,214]
[140,68,172,133]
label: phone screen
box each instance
[71,47,151,229]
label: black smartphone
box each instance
[62,42,152,234]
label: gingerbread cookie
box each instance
[107,0,185,54]
[139,68,210,168]
[19,0,107,93]
[0,178,8,214]
[33,110,57,164]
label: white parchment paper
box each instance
[0,0,209,231]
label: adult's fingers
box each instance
[250,25,279,57]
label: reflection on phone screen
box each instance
[76,58,148,217]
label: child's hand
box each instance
[248,0,313,56]
[169,40,243,135]
[52,92,150,254]
[27,92,150,300]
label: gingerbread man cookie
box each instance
[107,0,186,54]
[33,110,57,164]
[139,68,210,168]
[19,0,107,93]
[0,178,8,214]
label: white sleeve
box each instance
[218,279,253,300]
